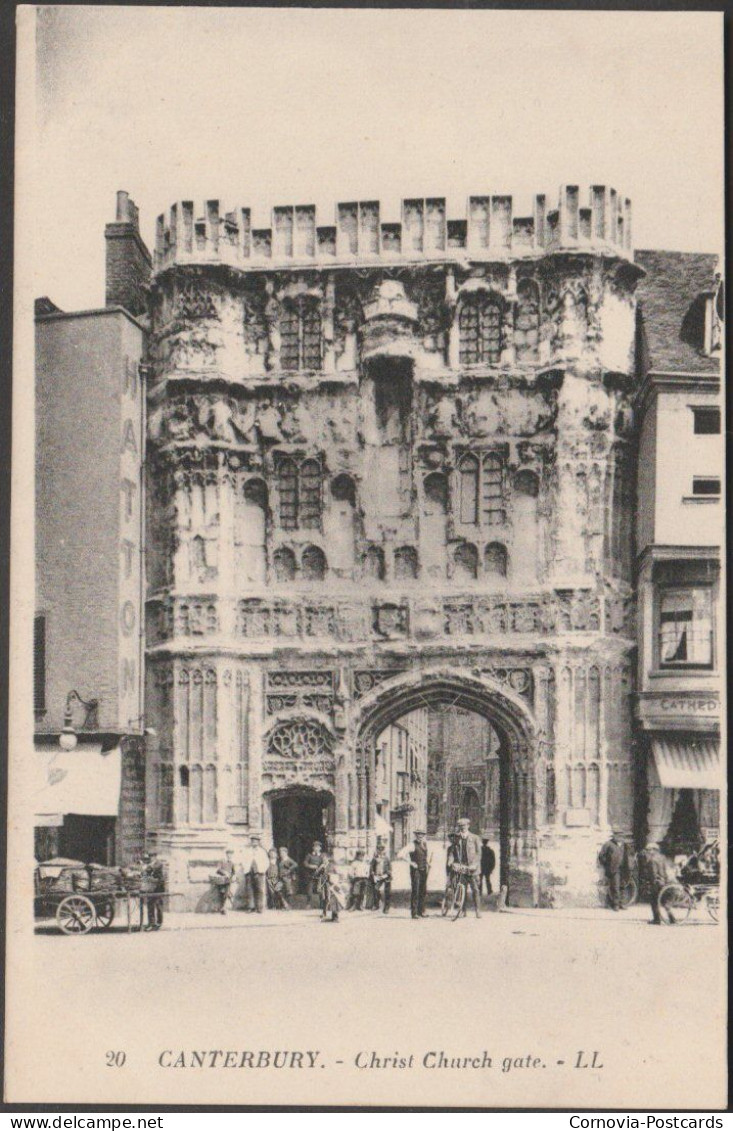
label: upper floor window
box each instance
[280,296,322,370]
[692,477,721,498]
[659,587,713,669]
[457,452,506,526]
[692,407,721,435]
[458,294,503,366]
[276,456,322,530]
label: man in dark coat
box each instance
[369,840,392,914]
[638,841,669,924]
[480,838,496,897]
[409,831,430,919]
[140,851,166,930]
[598,831,625,911]
[303,841,325,909]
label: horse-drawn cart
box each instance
[34,858,170,935]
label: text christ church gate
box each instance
[351,670,539,904]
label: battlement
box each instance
[153,185,633,275]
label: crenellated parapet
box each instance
[153,185,633,274]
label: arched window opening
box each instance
[276,457,322,531]
[301,544,327,581]
[481,454,505,526]
[459,786,483,833]
[273,546,297,582]
[243,477,268,509]
[280,297,322,370]
[179,766,190,788]
[423,472,448,515]
[458,454,479,524]
[453,542,478,581]
[277,458,298,530]
[394,546,419,580]
[299,459,322,530]
[514,469,540,498]
[515,279,540,360]
[484,542,508,578]
[331,474,356,506]
[363,545,386,581]
[459,294,503,366]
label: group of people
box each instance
[198,836,299,915]
[598,831,720,925]
[197,819,499,922]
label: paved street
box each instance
[9,903,726,1108]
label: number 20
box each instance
[106,1051,126,1067]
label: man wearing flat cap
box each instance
[454,817,482,918]
[408,830,430,919]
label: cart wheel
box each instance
[56,895,96,935]
[658,883,693,925]
[705,892,719,923]
[451,880,466,921]
[95,900,115,930]
[619,878,638,909]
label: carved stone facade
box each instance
[146,185,640,907]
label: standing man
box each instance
[409,831,430,919]
[140,851,166,931]
[480,838,496,898]
[455,817,482,919]
[369,838,392,914]
[347,850,369,910]
[598,831,625,911]
[303,841,325,910]
[638,841,669,925]
[248,834,269,914]
[215,848,236,915]
[277,846,299,902]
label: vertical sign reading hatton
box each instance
[119,352,142,730]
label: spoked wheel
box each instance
[619,878,638,909]
[56,895,96,935]
[658,883,693,925]
[95,899,116,930]
[705,891,720,923]
[451,880,466,921]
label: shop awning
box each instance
[651,736,721,790]
[35,745,122,823]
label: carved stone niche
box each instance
[361,280,419,362]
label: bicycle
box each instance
[605,874,638,910]
[441,865,470,921]
[657,880,719,925]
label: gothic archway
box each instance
[350,669,539,903]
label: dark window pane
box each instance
[278,458,298,529]
[34,615,46,713]
[692,407,720,434]
[280,305,300,370]
[299,459,322,529]
[692,477,721,496]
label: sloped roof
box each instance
[634,249,720,374]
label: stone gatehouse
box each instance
[144,185,639,907]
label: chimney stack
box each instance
[105,191,152,318]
